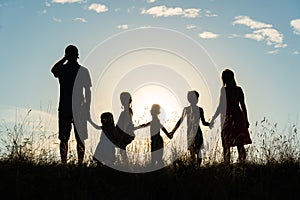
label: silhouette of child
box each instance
[137,104,172,166]
[116,92,136,163]
[170,90,210,167]
[91,112,117,166]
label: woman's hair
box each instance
[221,68,237,87]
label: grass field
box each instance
[0,159,299,200]
[0,111,299,200]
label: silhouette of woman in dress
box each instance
[210,68,252,164]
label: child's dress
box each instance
[94,126,116,165]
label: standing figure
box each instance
[51,45,92,165]
[92,112,117,166]
[171,90,210,167]
[137,104,172,166]
[210,68,252,164]
[116,92,135,163]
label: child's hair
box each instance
[120,92,132,106]
[100,112,114,127]
[150,104,161,116]
[100,112,116,144]
[187,90,199,104]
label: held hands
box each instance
[209,120,214,129]
[167,131,174,140]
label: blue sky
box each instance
[0,0,300,130]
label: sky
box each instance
[0,0,300,132]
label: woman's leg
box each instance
[237,145,246,163]
[223,144,230,165]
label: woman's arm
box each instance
[210,87,226,127]
[239,87,249,128]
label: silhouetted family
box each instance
[51,45,252,167]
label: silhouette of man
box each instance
[51,45,92,165]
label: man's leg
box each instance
[74,123,85,165]
[59,112,72,165]
[60,140,68,165]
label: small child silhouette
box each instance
[91,112,117,166]
[171,90,210,167]
[137,104,172,166]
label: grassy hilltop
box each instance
[0,112,299,200]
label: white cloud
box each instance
[205,10,218,17]
[183,8,201,18]
[232,16,286,49]
[228,34,242,39]
[53,17,62,23]
[267,49,279,55]
[292,51,299,55]
[147,0,156,3]
[140,25,152,29]
[186,24,197,30]
[38,10,48,15]
[233,16,272,29]
[141,5,200,18]
[199,31,219,39]
[117,24,129,30]
[52,0,84,4]
[127,6,136,13]
[74,17,87,23]
[88,3,108,13]
[245,33,264,41]
[291,19,300,35]
[45,2,51,7]
[249,28,286,48]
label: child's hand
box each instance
[168,131,175,139]
[209,121,214,129]
[88,118,102,130]
[167,132,173,139]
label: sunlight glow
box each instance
[132,84,181,125]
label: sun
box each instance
[132,83,181,126]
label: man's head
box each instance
[65,45,79,61]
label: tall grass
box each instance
[0,108,299,167]
[0,110,299,200]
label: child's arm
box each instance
[134,122,151,130]
[171,108,186,135]
[200,107,210,126]
[161,126,172,139]
[88,118,102,130]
